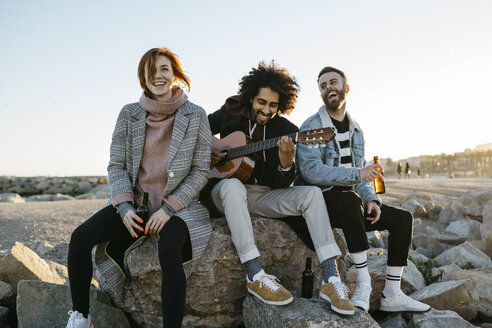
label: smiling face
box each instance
[250,87,280,125]
[318,71,348,112]
[145,55,174,101]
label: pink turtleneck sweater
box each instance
[113,87,188,215]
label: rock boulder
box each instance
[455,188,492,219]
[445,219,481,240]
[114,217,349,328]
[411,279,479,320]
[0,242,66,292]
[433,242,491,269]
[448,269,492,321]
[0,193,25,203]
[242,295,379,328]
[16,280,130,328]
[409,308,478,328]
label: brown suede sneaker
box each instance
[319,277,355,315]
[247,270,293,305]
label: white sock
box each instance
[351,251,371,284]
[383,266,404,298]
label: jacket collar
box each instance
[317,105,361,132]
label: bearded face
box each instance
[322,86,346,111]
[318,71,347,112]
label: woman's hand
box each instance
[123,209,144,238]
[145,208,171,235]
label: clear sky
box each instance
[1,0,491,176]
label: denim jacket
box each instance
[295,106,381,206]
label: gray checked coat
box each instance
[95,100,213,305]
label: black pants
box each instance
[68,206,189,328]
[323,190,413,266]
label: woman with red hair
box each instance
[66,48,212,328]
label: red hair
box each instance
[138,48,191,98]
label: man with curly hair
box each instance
[206,61,353,314]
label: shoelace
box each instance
[66,310,77,328]
[258,273,281,292]
[331,281,350,299]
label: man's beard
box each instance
[251,108,273,126]
[322,89,346,112]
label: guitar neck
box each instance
[226,132,298,160]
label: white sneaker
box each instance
[380,290,431,313]
[66,310,94,328]
[351,282,372,311]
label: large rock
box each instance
[481,200,492,239]
[431,263,461,281]
[412,231,466,258]
[0,242,66,292]
[76,181,93,194]
[402,200,427,218]
[242,295,379,328]
[445,219,482,240]
[0,193,25,203]
[411,279,479,320]
[448,269,492,321]
[438,207,465,225]
[346,250,426,311]
[75,184,110,200]
[456,188,492,219]
[433,242,491,269]
[409,308,478,328]
[16,280,130,328]
[114,217,349,328]
[88,184,110,199]
[428,204,443,220]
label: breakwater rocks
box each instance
[0,176,109,202]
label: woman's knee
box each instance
[158,217,187,260]
[69,224,92,251]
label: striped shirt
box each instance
[332,115,352,168]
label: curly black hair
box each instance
[238,60,299,115]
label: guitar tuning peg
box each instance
[320,143,326,148]
[313,144,319,148]
[308,144,313,148]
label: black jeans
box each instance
[323,190,413,266]
[68,205,189,328]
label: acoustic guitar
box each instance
[211,128,336,183]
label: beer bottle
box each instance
[301,257,314,298]
[373,156,386,194]
[135,192,149,237]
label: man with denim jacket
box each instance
[295,66,430,313]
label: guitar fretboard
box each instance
[226,132,298,160]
